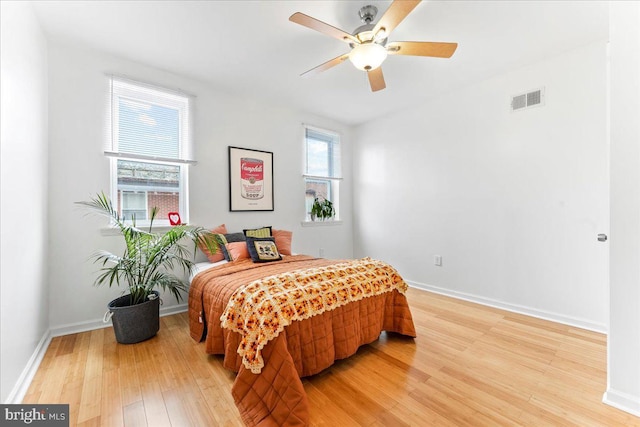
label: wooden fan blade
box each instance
[367,67,386,92]
[373,0,421,38]
[300,53,350,77]
[289,12,359,44]
[387,41,458,58]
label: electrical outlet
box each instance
[319,248,325,257]
[434,255,442,266]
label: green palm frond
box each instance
[77,192,215,305]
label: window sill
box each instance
[100,224,175,236]
[300,220,343,227]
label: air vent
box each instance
[511,88,545,112]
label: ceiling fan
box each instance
[289,0,458,92]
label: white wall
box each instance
[47,42,353,332]
[605,0,640,416]
[0,2,50,402]
[353,41,609,331]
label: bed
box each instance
[188,247,416,426]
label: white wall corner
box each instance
[4,331,52,404]
[603,389,640,418]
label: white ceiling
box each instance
[31,0,608,126]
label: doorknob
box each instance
[598,233,608,242]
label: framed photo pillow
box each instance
[246,236,282,263]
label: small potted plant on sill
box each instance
[310,197,335,221]
[77,192,217,344]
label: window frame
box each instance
[109,158,189,226]
[107,76,193,227]
[302,124,342,222]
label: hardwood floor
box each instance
[24,288,639,426]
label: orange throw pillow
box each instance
[272,229,292,255]
[226,241,249,261]
[198,224,228,262]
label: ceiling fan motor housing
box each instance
[351,23,386,46]
[352,6,387,46]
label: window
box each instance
[121,190,147,221]
[303,125,341,220]
[107,76,194,225]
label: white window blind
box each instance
[304,126,342,180]
[106,76,195,164]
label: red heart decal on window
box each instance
[168,212,181,226]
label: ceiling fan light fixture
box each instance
[349,42,388,71]
[290,0,458,91]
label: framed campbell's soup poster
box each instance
[228,146,274,211]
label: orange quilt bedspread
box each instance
[188,255,416,426]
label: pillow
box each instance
[197,224,228,262]
[198,233,228,263]
[243,226,272,238]
[246,237,282,263]
[210,224,228,234]
[224,232,246,242]
[226,241,250,261]
[220,232,247,261]
[272,229,292,256]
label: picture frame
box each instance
[228,146,274,212]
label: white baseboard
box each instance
[603,389,640,417]
[161,303,188,317]
[6,303,189,404]
[50,303,188,337]
[407,280,607,334]
[5,330,52,404]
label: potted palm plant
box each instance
[78,192,217,344]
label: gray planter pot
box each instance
[107,291,160,344]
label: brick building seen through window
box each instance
[116,160,180,222]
